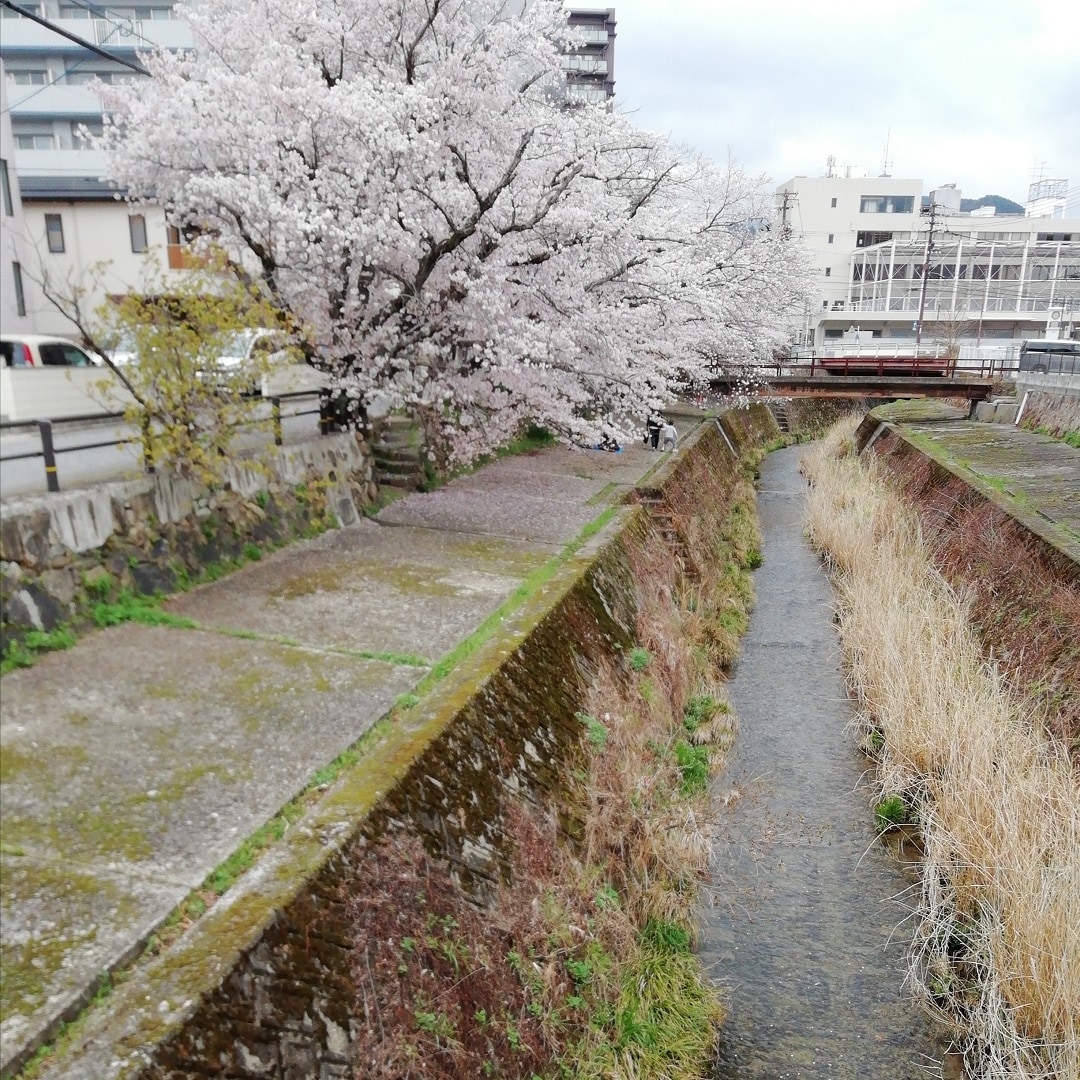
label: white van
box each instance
[1,334,102,368]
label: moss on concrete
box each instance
[274,562,463,601]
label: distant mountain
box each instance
[962,194,1025,215]
[921,194,1025,215]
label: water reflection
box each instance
[700,446,959,1080]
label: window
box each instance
[129,213,148,253]
[827,233,834,244]
[856,230,894,248]
[859,195,915,214]
[1,159,12,216]
[45,213,65,253]
[822,300,829,308]
[10,70,48,85]
[66,69,112,84]
[830,197,837,208]
[16,133,54,150]
[58,2,91,15]
[13,263,27,316]
[824,267,832,277]
[1,2,42,16]
[72,120,103,148]
[39,342,93,366]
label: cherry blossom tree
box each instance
[102,0,810,460]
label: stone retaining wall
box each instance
[0,434,375,650]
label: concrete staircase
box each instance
[371,415,425,490]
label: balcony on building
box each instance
[1,14,193,53]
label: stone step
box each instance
[373,446,422,466]
[378,472,423,489]
[376,463,424,482]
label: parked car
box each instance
[1,334,102,368]
[103,332,139,368]
[214,328,295,373]
[200,328,299,392]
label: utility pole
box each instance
[778,189,795,239]
[914,201,940,350]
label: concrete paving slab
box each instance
[165,520,552,661]
[0,624,419,1070]
[376,438,675,541]
[904,420,1080,550]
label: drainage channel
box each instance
[699,444,961,1080]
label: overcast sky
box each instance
[610,0,1080,213]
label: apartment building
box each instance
[776,171,1080,350]
[0,0,190,335]
[1,71,34,336]
[565,8,615,104]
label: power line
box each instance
[0,0,149,74]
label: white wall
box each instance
[15,199,173,337]
[1,62,35,336]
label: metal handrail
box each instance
[0,389,328,494]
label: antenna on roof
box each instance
[826,154,837,178]
[880,127,892,177]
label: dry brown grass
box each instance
[802,418,1080,1080]
[869,447,1080,754]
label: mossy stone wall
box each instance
[860,420,1080,750]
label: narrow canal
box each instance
[700,445,959,1079]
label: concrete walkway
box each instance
[898,417,1080,558]
[0,426,688,1075]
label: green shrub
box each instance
[874,794,913,832]
[674,741,709,795]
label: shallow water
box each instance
[700,445,960,1080]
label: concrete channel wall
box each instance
[29,411,774,1079]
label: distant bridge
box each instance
[709,356,1001,407]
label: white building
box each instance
[0,0,192,337]
[776,170,1080,352]
[1,67,35,337]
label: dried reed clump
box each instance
[869,439,1080,754]
[801,416,1080,1080]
